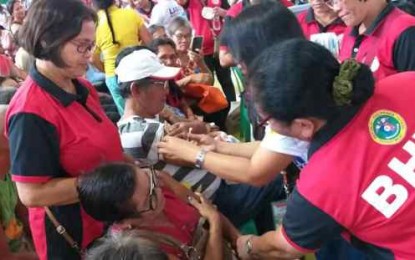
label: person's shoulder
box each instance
[376,71,415,90]
[387,7,415,29]
[296,9,308,21]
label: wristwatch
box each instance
[245,236,254,255]
[195,149,207,169]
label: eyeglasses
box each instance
[149,79,168,89]
[173,33,191,40]
[70,40,95,54]
[324,0,338,9]
[137,166,160,214]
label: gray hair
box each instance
[85,231,168,260]
[167,16,192,37]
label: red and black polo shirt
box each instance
[282,72,415,259]
[339,4,415,80]
[297,8,346,40]
[5,66,124,260]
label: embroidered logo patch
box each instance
[369,110,406,145]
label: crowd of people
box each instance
[1,0,415,259]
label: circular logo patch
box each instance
[369,110,406,145]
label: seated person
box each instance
[149,38,196,120]
[166,17,213,88]
[78,162,239,260]
[115,47,286,228]
[114,45,207,133]
[86,232,169,260]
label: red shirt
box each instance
[0,54,12,77]
[339,6,415,81]
[297,9,346,40]
[6,67,124,260]
[283,72,415,258]
[115,188,200,259]
[187,0,226,55]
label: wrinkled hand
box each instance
[158,136,200,163]
[188,49,204,64]
[188,192,220,223]
[237,235,255,259]
[187,133,218,152]
[213,7,227,17]
[166,121,208,137]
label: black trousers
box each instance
[202,54,236,131]
[204,54,236,102]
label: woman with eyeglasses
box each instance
[5,1,126,259]
[235,38,415,259]
[167,17,213,89]
[92,0,152,115]
[296,0,346,40]
[78,162,241,260]
[167,16,234,131]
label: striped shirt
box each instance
[118,116,221,199]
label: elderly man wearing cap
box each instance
[115,47,286,228]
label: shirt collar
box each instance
[350,3,395,37]
[308,106,362,159]
[29,65,90,107]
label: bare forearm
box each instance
[216,141,260,158]
[198,61,213,76]
[202,153,265,185]
[220,214,240,249]
[204,221,223,260]
[250,231,303,259]
[16,178,78,207]
[187,73,214,85]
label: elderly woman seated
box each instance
[77,162,240,260]
[86,232,169,260]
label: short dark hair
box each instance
[93,0,119,45]
[148,24,164,35]
[0,86,17,105]
[221,1,304,66]
[115,45,155,98]
[148,38,176,54]
[77,162,140,223]
[18,0,97,67]
[248,39,374,124]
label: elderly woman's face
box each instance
[171,27,192,53]
[60,20,95,78]
[131,168,165,219]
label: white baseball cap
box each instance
[115,49,181,83]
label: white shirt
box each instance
[150,0,187,28]
[260,126,309,165]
